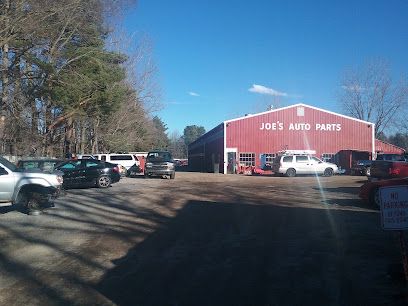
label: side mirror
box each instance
[0,167,9,175]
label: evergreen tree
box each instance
[149,116,169,150]
[183,125,206,146]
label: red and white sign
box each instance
[380,186,408,230]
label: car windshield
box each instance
[147,152,172,162]
[311,156,323,163]
[377,154,405,161]
[0,156,17,172]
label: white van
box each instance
[77,154,97,159]
[272,150,338,177]
[94,154,140,170]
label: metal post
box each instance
[399,231,408,283]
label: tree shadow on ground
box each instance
[97,200,405,306]
[313,186,361,195]
[0,185,173,305]
[356,180,369,184]
[313,186,373,209]
[324,198,376,209]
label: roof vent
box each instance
[297,107,305,116]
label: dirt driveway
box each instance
[0,173,406,305]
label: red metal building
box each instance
[375,139,405,154]
[188,103,403,174]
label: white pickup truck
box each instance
[0,156,63,213]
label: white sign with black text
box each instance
[380,186,408,230]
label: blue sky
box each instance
[124,0,408,135]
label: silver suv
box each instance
[272,154,338,177]
[0,156,63,213]
[144,151,175,179]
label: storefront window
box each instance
[321,153,335,163]
[239,153,255,166]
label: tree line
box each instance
[0,0,170,157]
[159,124,206,159]
[6,2,403,159]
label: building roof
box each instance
[224,103,374,126]
[188,123,224,149]
[375,139,406,153]
[189,103,376,149]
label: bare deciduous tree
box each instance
[107,30,162,113]
[168,130,187,158]
[338,59,408,136]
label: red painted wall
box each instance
[225,104,373,167]
[375,139,405,154]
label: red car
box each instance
[359,177,408,207]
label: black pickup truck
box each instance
[370,153,408,180]
[351,153,407,177]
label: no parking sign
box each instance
[380,185,408,230]
[379,185,408,283]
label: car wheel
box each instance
[365,167,371,176]
[170,172,175,179]
[324,168,334,177]
[17,191,41,215]
[144,172,149,178]
[369,188,380,208]
[97,175,111,188]
[15,191,29,212]
[286,168,296,177]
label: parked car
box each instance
[272,153,338,177]
[144,151,175,179]
[71,153,137,176]
[55,159,120,188]
[0,156,63,213]
[351,160,372,176]
[77,154,97,159]
[94,153,140,171]
[16,158,65,173]
[359,177,408,207]
[370,154,408,181]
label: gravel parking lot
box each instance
[0,173,406,305]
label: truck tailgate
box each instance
[371,160,408,179]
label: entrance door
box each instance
[227,152,237,174]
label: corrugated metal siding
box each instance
[188,124,224,172]
[226,105,373,167]
[375,139,405,154]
